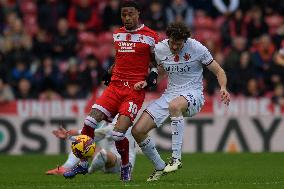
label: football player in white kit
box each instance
[132,22,230,181]
[46,116,136,176]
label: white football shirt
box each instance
[154,38,213,93]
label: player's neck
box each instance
[125,24,144,32]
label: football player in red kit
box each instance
[63,0,158,182]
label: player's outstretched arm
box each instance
[206,60,230,106]
[52,127,78,139]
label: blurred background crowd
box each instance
[0,0,284,107]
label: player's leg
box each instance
[88,149,119,173]
[132,111,166,182]
[111,115,133,181]
[46,152,79,175]
[64,86,117,178]
[63,109,107,179]
[163,96,188,173]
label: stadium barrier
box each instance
[0,96,283,154]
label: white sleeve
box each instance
[154,46,163,66]
[197,42,213,66]
[200,50,214,66]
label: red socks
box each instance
[81,124,94,139]
[115,137,129,166]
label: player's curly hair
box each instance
[121,0,141,11]
[166,22,191,41]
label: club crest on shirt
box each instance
[183,53,190,61]
[174,55,179,62]
[126,34,131,41]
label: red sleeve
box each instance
[68,6,79,29]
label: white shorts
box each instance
[146,90,204,127]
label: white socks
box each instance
[171,116,184,160]
[84,116,98,129]
[88,149,108,173]
[139,136,165,170]
[63,152,80,169]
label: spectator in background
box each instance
[9,60,32,89]
[188,0,216,17]
[220,9,247,47]
[34,56,61,94]
[63,81,85,99]
[212,0,239,16]
[68,0,101,32]
[62,58,81,89]
[15,78,36,99]
[102,0,122,31]
[0,3,5,33]
[0,77,14,103]
[251,35,275,82]
[246,6,268,44]
[52,18,77,61]
[244,78,263,97]
[223,36,247,93]
[224,36,247,72]
[272,83,284,107]
[273,24,284,50]
[269,41,284,89]
[37,0,70,32]
[2,17,33,69]
[39,83,61,100]
[80,54,103,95]
[166,0,194,28]
[143,0,167,31]
[235,51,256,94]
[32,27,52,59]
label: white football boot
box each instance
[163,158,182,173]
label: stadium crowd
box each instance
[0,0,284,106]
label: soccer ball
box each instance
[71,135,96,159]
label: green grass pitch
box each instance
[0,153,283,189]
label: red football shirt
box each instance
[112,24,158,83]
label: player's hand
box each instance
[220,88,230,106]
[52,127,69,139]
[134,80,147,90]
[102,71,111,86]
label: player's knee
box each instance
[111,130,125,141]
[89,109,106,122]
[94,149,108,163]
[131,126,146,141]
[169,102,182,114]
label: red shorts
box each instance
[93,81,145,122]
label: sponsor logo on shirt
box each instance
[164,64,191,73]
[118,41,136,52]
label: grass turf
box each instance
[0,153,283,189]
